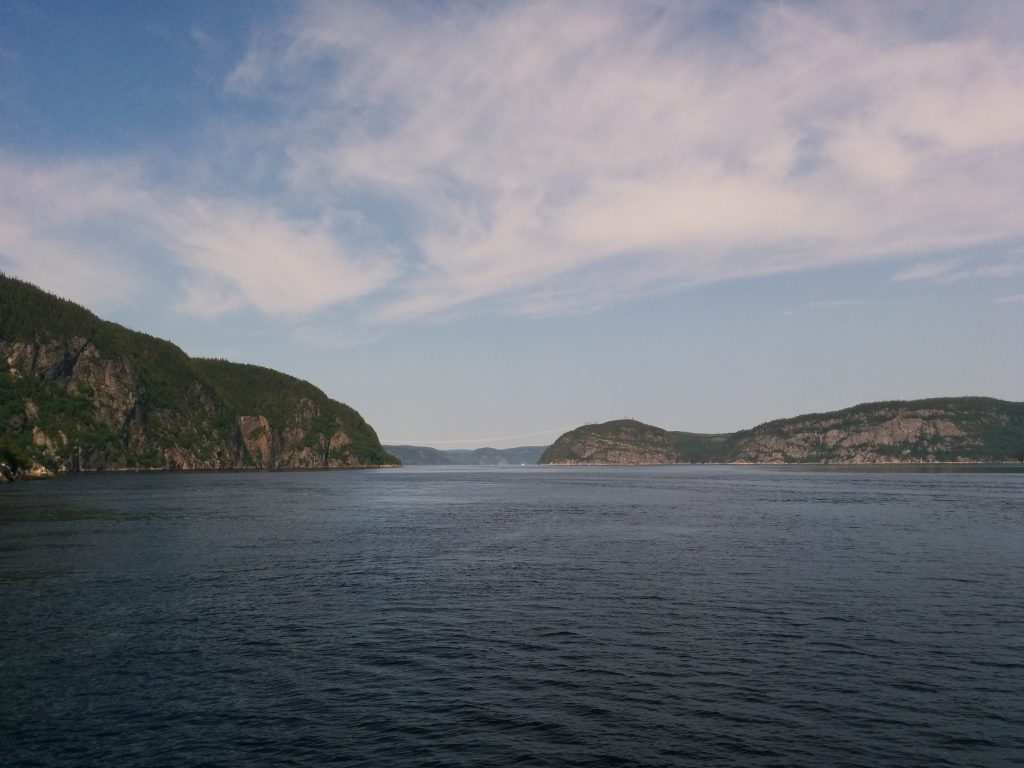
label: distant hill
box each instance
[386,445,547,466]
[539,398,1024,465]
[0,274,398,480]
[384,445,457,466]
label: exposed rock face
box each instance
[540,400,1024,465]
[0,275,398,476]
[238,415,274,467]
[539,421,681,465]
[729,402,1017,464]
[1,336,397,474]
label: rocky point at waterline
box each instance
[0,274,398,480]
[540,398,1024,465]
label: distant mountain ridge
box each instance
[385,445,546,466]
[0,274,398,480]
[540,398,1024,465]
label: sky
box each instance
[1,0,1023,449]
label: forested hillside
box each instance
[0,274,397,479]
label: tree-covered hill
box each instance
[540,398,1024,465]
[385,445,547,465]
[0,273,397,479]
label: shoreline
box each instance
[1,463,403,483]
[5,460,1022,484]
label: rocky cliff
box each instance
[540,399,1024,465]
[0,274,398,479]
[537,421,685,465]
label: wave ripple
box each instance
[2,466,1022,767]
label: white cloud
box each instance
[806,299,880,309]
[779,298,880,317]
[892,256,1024,283]
[4,1,1024,326]
[190,25,216,52]
[167,199,395,316]
[0,156,396,318]
[0,158,154,307]
[891,261,959,282]
[234,0,1024,321]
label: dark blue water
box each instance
[2,466,1022,767]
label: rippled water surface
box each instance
[2,466,1023,767]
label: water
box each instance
[2,466,1022,767]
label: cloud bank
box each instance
[3,1,1024,322]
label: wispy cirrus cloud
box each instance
[3,1,1024,325]
[0,156,393,316]
[226,0,1024,322]
[167,199,395,317]
[781,298,880,317]
[890,261,960,282]
[892,255,1024,283]
[0,158,154,305]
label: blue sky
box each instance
[2,1,1022,448]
